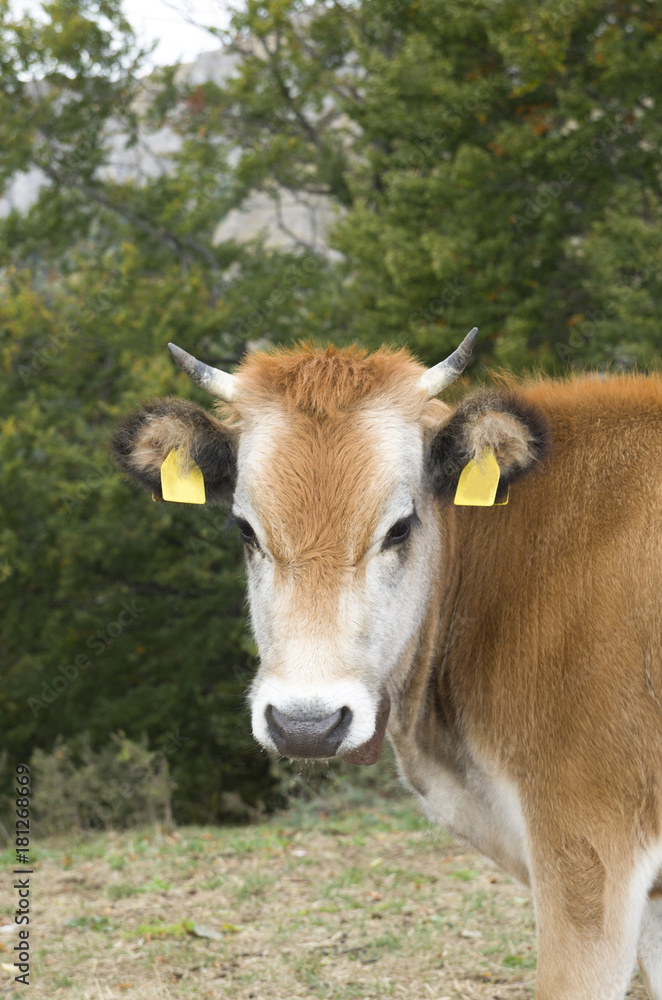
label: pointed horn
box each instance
[417,327,478,399]
[168,343,237,403]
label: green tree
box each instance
[1,252,264,821]
[207,0,662,369]
[0,0,336,821]
[332,0,662,369]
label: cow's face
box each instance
[113,341,548,763]
[234,400,445,762]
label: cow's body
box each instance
[113,343,662,1000]
[388,376,662,997]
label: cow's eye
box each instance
[383,515,415,550]
[235,517,258,547]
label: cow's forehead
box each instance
[231,341,426,417]
[233,403,426,567]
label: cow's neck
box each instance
[386,506,531,884]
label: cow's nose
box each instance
[265,705,353,758]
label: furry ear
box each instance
[112,398,237,505]
[427,390,550,503]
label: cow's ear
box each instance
[427,390,550,503]
[112,398,237,505]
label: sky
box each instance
[12,0,233,69]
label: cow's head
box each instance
[113,334,548,763]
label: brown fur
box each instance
[256,413,394,575]
[555,837,607,933]
[404,373,662,997]
[434,375,662,843]
[232,341,426,418]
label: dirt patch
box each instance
[0,797,649,1000]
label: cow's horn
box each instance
[417,327,478,399]
[168,343,237,403]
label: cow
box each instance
[112,332,662,1000]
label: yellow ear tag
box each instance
[160,448,206,504]
[454,447,501,507]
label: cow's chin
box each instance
[340,692,391,765]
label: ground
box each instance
[0,773,650,1000]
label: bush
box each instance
[28,733,175,835]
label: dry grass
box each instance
[0,770,650,1000]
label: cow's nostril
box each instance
[265,705,353,758]
[270,706,342,740]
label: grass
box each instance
[0,757,650,999]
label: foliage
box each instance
[0,249,329,821]
[214,0,662,369]
[1,0,662,822]
[28,732,176,834]
[0,1,341,822]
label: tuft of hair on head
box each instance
[234,342,425,417]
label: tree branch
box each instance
[35,156,223,274]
